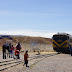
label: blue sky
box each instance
[0,0,72,38]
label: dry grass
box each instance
[0,36,53,53]
[21,43,53,52]
[0,36,52,46]
[0,43,54,53]
[12,36,52,44]
[0,46,2,51]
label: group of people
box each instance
[2,41,29,67]
[2,42,21,59]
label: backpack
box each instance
[16,44,21,50]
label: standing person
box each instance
[69,45,72,56]
[70,46,72,56]
[8,43,11,58]
[69,45,71,54]
[23,51,29,67]
[16,42,22,59]
[2,44,6,59]
[7,44,10,58]
[11,45,14,58]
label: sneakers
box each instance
[26,66,29,67]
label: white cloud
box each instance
[0,30,72,38]
[0,30,56,38]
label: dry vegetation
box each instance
[0,35,52,46]
[0,35,53,52]
[12,36,52,44]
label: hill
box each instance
[0,35,52,46]
[13,36,52,44]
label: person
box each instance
[23,50,29,67]
[16,42,22,59]
[6,44,10,58]
[14,50,19,59]
[11,45,14,58]
[7,43,11,58]
[69,45,72,56]
[2,44,6,59]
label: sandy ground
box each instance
[20,54,72,72]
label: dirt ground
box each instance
[1,43,72,72]
[1,52,72,72]
[20,54,72,72]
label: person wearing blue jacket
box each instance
[69,45,72,56]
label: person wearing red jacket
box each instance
[11,45,14,58]
[16,42,22,59]
[15,50,19,59]
[23,51,29,67]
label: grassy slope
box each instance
[0,36,52,52]
[12,36,52,44]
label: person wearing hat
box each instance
[23,50,29,67]
[16,41,22,59]
[16,42,21,51]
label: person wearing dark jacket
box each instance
[7,43,11,58]
[16,42,21,59]
[69,45,72,56]
[2,44,6,59]
[23,51,29,67]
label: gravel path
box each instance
[20,54,72,72]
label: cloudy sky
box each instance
[0,0,72,38]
